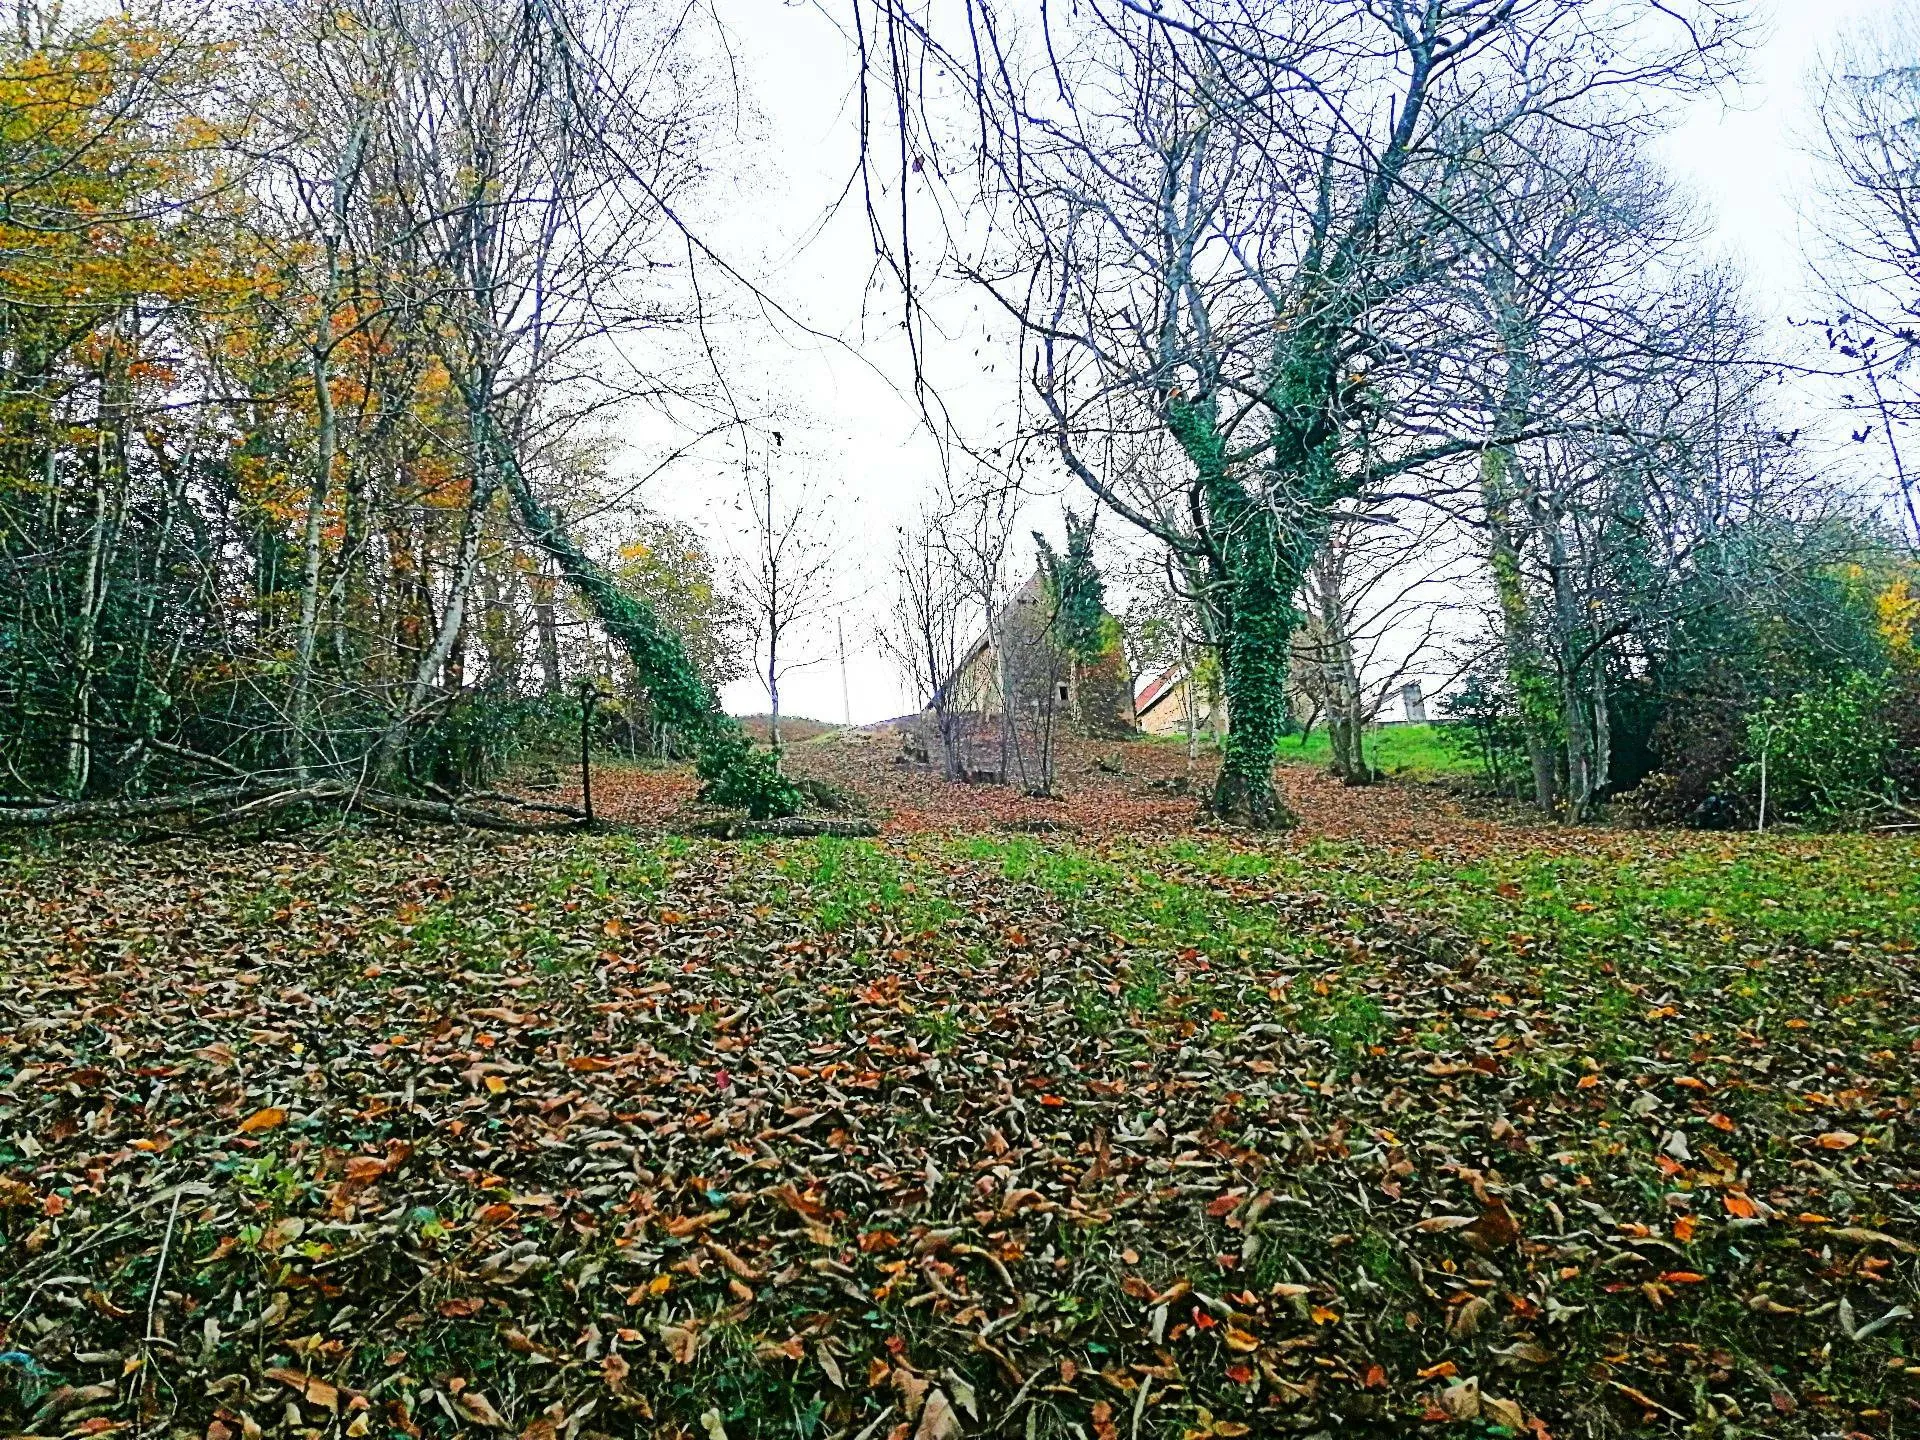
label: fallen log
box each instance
[1,782,587,835]
[0,784,265,826]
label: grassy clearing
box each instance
[1272,722,1478,780]
[1146,722,1479,781]
[0,824,1916,1439]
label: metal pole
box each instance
[578,680,598,825]
[839,616,851,727]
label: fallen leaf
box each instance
[914,1389,962,1440]
[658,1322,701,1365]
[457,1391,509,1429]
[1439,1376,1481,1421]
[1482,1395,1526,1431]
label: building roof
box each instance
[1133,664,1183,717]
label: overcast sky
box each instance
[642,0,1890,725]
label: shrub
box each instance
[1739,671,1898,829]
[407,689,580,793]
[1439,670,1529,796]
[693,724,802,820]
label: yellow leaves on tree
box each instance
[0,19,240,489]
[1879,576,1920,671]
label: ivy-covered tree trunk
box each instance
[475,413,799,820]
[1170,397,1312,828]
[1481,286,1564,812]
[1482,449,1562,810]
[1212,558,1303,827]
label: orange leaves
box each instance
[237,1106,286,1134]
[662,1210,726,1239]
[1816,1131,1861,1150]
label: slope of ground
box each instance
[1,810,1916,1440]
[557,729,1518,848]
[733,717,842,747]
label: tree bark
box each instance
[1167,399,1303,829]
[1478,276,1562,811]
[371,458,495,778]
[292,221,343,782]
[1482,452,1561,810]
[532,564,563,692]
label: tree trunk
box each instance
[1545,520,1594,818]
[1589,655,1611,817]
[767,627,781,756]
[66,391,115,798]
[533,564,563,692]
[1310,547,1370,784]
[1180,633,1198,776]
[1480,280,1562,812]
[372,461,494,777]
[1481,446,1561,810]
[1210,566,1299,828]
[291,230,341,782]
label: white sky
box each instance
[631,0,1892,726]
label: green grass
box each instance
[1272,720,1477,779]
[1142,721,1479,779]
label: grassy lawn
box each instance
[1273,722,1478,781]
[1148,722,1480,782]
[0,824,1916,1437]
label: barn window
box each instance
[1057,681,1070,702]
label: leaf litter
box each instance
[0,808,1915,1439]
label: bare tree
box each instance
[1813,1,1920,546]
[1444,131,1720,813]
[1292,501,1469,783]
[883,510,972,778]
[935,466,1028,784]
[733,443,838,756]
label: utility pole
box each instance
[838,616,852,726]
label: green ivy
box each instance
[1035,511,1110,663]
[484,416,800,821]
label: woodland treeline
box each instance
[0,0,811,827]
[3,0,1919,832]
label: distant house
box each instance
[1134,663,1225,738]
[1132,666,1429,738]
[933,571,1136,737]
